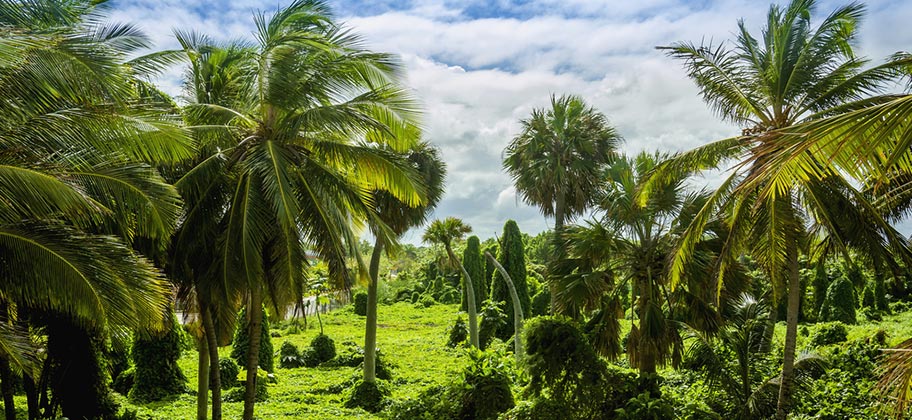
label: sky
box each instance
[108,0,912,243]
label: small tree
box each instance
[231,306,275,373]
[819,276,857,324]
[424,217,479,348]
[129,310,188,402]
[462,236,486,311]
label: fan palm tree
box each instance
[173,2,423,418]
[503,94,622,310]
[363,142,446,383]
[423,217,479,348]
[650,1,910,416]
[0,0,191,417]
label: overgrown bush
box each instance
[478,301,507,350]
[448,316,468,348]
[224,370,269,402]
[411,292,421,304]
[344,379,391,413]
[862,280,876,308]
[217,358,240,389]
[809,322,848,347]
[128,313,188,402]
[615,391,675,419]
[418,295,436,308]
[113,367,134,395]
[310,333,336,364]
[459,348,515,420]
[354,291,368,316]
[530,289,550,317]
[326,343,394,380]
[279,341,305,369]
[498,398,568,420]
[819,275,856,324]
[387,385,459,420]
[230,305,275,373]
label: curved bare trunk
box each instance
[484,251,524,359]
[776,240,800,419]
[363,240,383,383]
[201,304,222,420]
[242,289,263,420]
[447,245,478,348]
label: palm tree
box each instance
[652,1,910,416]
[364,142,446,383]
[0,0,190,417]
[423,217,479,348]
[685,294,826,419]
[173,2,423,418]
[503,94,621,310]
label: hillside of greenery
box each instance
[2,0,912,419]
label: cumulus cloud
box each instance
[108,0,912,241]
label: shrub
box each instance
[459,348,515,420]
[279,341,305,369]
[387,385,459,420]
[478,301,507,350]
[113,367,135,395]
[418,295,436,308]
[411,291,421,304]
[344,379,391,413]
[498,399,569,420]
[448,316,468,348]
[530,290,550,317]
[862,280,876,308]
[809,322,848,347]
[310,334,336,364]
[462,235,486,311]
[230,305,275,373]
[217,358,240,389]
[819,275,856,324]
[615,392,675,420]
[224,370,269,402]
[438,286,460,304]
[395,288,414,303]
[129,312,188,402]
[354,291,368,316]
[326,344,394,380]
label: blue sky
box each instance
[108,0,912,242]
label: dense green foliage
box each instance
[231,306,275,373]
[809,322,848,347]
[491,221,531,339]
[354,291,369,316]
[820,276,858,324]
[129,312,188,402]
[462,236,486,311]
[345,379,391,413]
[217,358,241,390]
[448,316,469,348]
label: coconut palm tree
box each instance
[423,217,479,348]
[0,0,190,417]
[503,94,622,310]
[651,1,910,416]
[173,2,423,418]
[363,142,446,383]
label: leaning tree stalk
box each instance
[446,244,478,348]
[363,239,384,383]
[484,251,524,359]
[196,333,209,420]
[776,238,801,419]
[200,303,222,420]
[242,287,264,420]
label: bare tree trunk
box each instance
[0,356,15,420]
[363,240,383,383]
[242,288,264,420]
[196,334,209,420]
[484,251,524,359]
[201,304,222,420]
[776,240,800,419]
[447,245,479,348]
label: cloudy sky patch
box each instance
[109,0,912,242]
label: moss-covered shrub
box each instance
[448,316,468,348]
[230,305,275,373]
[344,379,391,413]
[128,313,188,402]
[354,291,368,316]
[819,275,857,324]
[310,333,336,364]
[279,341,305,369]
[217,358,240,389]
[810,322,848,347]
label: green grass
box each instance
[123,302,467,420]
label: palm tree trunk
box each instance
[549,198,567,313]
[242,288,264,420]
[0,355,16,420]
[484,251,524,359]
[363,239,384,383]
[776,240,800,419]
[196,333,209,420]
[447,245,479,348]
[201,304,222,420]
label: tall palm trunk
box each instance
[200,304,222,420]
[484,251,524,359]
[363,239,383,383]
[242,288,264,420]
[550,198,566,313]
[776,239,801,419]
[196,334,209,420]
[446,245,479,348]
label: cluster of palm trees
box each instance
[502,0,912,418]
[0,0,443,419]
